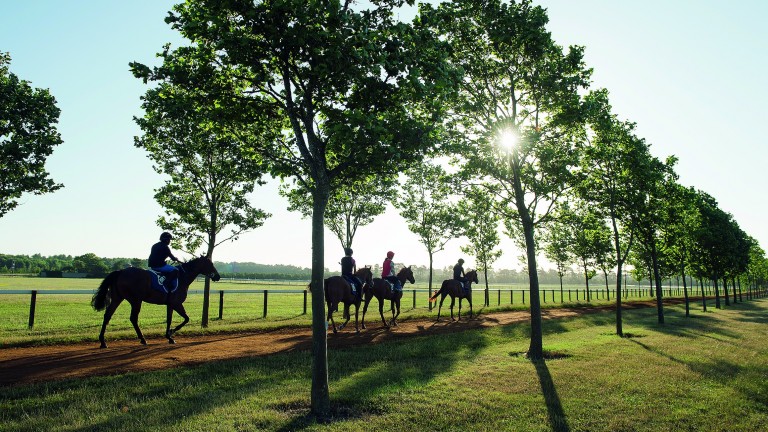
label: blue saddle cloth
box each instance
[148,269,179,294]
[342,275,361,297]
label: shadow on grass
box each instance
[532,358,571,432]
[2,325,491,431]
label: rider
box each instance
[453,258,468,293]
[341,247,361,297]
[382,251,401,292]
[148,232,180,292]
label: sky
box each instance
[1,1,766,273]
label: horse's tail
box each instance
[429,286,443,303]
[92,270,121,311]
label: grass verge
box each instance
[1,299,766,431]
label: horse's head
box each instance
[467,269,479,284]
[357,266,373,286]
[399,265,415,285]
[186,256,221,282]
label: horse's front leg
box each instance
[361,297,371,330]
[389,299,401,327]
[378,298,389,328]
[354,303,360,333]
[165,304,174,344]
[450,297,456,321]
[168,303,190,343]
[128,301,147,345]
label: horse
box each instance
[91,256,220,348]
[429,269,479,321]
[362,266,415,329]
[323,266,373,333]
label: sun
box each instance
[498,129,518,151]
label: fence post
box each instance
[303,290,308,314]
[28,290,37,329]
[522,290,525,304]
[510,289,513,304]
[413,289,416,309]
[498,289,501,305]
[263,290,268,318]
[218,290,224,320]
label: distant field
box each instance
[0,275,723,347]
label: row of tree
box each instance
[6,0,767,418]
[126,0,767,416]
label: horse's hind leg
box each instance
[327,302,338,333]
[98,298,123,349]
[449,296,456,321]
[338,303,351,331]
[128,301,147,345]
[437,294,447,321]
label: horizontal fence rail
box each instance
[1,284,765,330]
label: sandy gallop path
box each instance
[0,300,665,387]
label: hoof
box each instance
[100,343,107,349]
[140,338,147,345]
[168,339,176,345]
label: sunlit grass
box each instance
[1,300,766,431]
[0,276,742,347]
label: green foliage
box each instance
[0,52,63,217]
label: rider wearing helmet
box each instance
[148,232,180,292]
[453,258,468,293]
[341,247,361,297]
[382,251,401,292]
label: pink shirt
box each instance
[381,258,394,278]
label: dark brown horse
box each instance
[91,256,220,348]
[362,266,415,329]
[324,267,373,333]
[430,269,479,321]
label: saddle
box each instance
[148,268,179,294]
[343,275,362,296]
[384,279,403,293]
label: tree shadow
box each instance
[2,326,491,431]
[532,358,571,432]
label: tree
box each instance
[563,202,610,301]
[398,162,466,296]
[459,185,503,306]
[72,253,109,277]
[540,212,573,303]
[424,0,591,358]
[282,174,395,251]
[134,80,271,328]
[0,52,63,217]
[132,0,456,416]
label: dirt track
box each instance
[0,300,667,387]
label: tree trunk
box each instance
[582,260,590,302]
[484,267,490,307]
[723,277,730,306]
[201,242,215,327]
[428,252,434,311]
[700,278,707,312]
[511,147,543,359]
[681,263,689,317]
[310,187,330,417]
[650,238,664,324]
[713,276,721,309]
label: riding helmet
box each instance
[160,232,173,242]
[387,251,394,258]
[345,248,353,256]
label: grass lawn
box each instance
[0,299,766,431]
